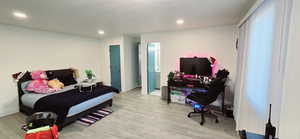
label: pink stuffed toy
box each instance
[26,70,54,94]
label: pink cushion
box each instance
[26,79,53,94]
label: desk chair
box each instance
[186,70,229,125]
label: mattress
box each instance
[21,84,114,117]
[67,92,113,117]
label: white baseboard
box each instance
[0,110,18,118]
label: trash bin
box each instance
[161,86,168,100]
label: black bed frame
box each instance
[17,69,113,131]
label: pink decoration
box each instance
[26,70,54,94]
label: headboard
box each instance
[17,69,76,107]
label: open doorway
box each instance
[147,42,161,96]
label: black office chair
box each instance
[186,69,229,125]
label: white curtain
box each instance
[233,19,250,130]
[234,0,287,135]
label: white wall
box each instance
[99,36,140,92]
[141,26,237,98]
[0,24,104,117]
[123,36,140,91]
[97,37,123,87]
[279,0,300,138]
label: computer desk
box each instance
[167,78,226,114]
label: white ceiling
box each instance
[0,0,255,39]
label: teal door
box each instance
[110,45,121,91]
[147,43,156,93]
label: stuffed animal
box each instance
[48,79,64,91]
[26,70,53,94]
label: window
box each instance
[235,0,278,133]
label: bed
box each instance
[17,69,119,130]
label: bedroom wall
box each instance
[0,24,104,117]
[140,25,237,103]
[98,36,140,92]
[97,36,123,87]
[122,36,140,91]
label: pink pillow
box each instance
[26,79,53,94]
[31,70,47,80]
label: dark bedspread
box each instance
[34,85,119,123]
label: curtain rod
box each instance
[237,0,265,28]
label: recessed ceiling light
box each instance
[176,19,184,25]
[13,11,28,19]
[98,30,105,35]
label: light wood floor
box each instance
[0,88,239,139]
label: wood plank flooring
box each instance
[0,88,239,139]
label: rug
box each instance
[76,107,113,126]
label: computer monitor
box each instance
[180,57,212,76]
